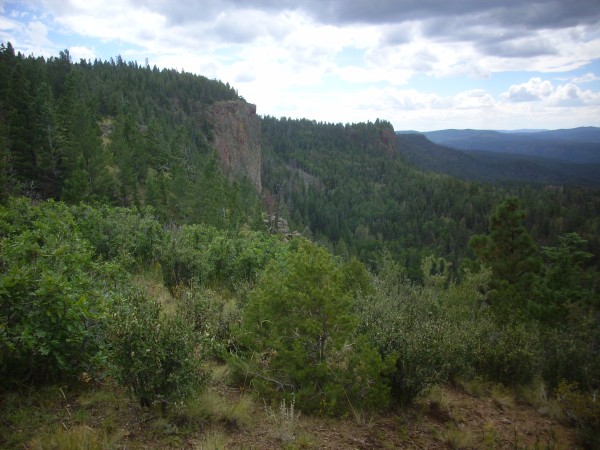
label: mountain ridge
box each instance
[397,127,600,164]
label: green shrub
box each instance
[178,285,241,357]
[540,312,600,391]
[236,240,390,415]
[356,255,493,405]
[475,322,541,386]
[107,291,202,408]
[0,198,122,384]
[556,381,600,449]
[71,204,164,267]
[158,225,285,292]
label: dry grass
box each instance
[180,389,254,430]
[264,397,302,444]
[491,383,515,411]
[196,428,228,450]
[458,377,488,398]
[29,425,122,450]
[444,425,475,449]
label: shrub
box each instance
[107,290,202,408]
[474,322,541,386]
[236,240,391,415]
[0,198,122,384]
[71,204,163,267]
[356,255,493,405]
[158,224,285,292]
[178,285,241,357]
[540,309,600,392]
[555,381,600,449]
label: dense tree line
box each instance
[0,42,259,226]
[261,116,600,275]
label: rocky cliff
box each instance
[209,101,262,192]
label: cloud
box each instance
[572,72,599,83]
[550,83,600,106]
[502,78,554,102]
[69,45,96,60]
[453,89,496,109]
[502,77,600,106]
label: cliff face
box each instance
[209,101,262,192]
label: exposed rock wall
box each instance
[209,101,262,192]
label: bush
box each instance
[356,255,493,405]
[71,204,164,267]
[236,240,390,415]
[556,381,600,449]
[158,224,285,292]
[0,198,122,384]
[475,322,541,386]
[178,285,241,357]
[107,290,202,408]
[540,310,600,391]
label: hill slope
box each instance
[412,127,600,163]
[396,133,600,186]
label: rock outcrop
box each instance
[209,101,262,192]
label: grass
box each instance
[197,428,228,449]
[443,425,474,449]
[264,397,302,444]
[491,383,515,411]
[458,376,488,398]
[177,389,254,430]
[517,379,565,421]
[423,384,467,424]
[0,372,579,450]
[28,425,123,450]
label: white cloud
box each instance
[501,77,600,107]
[453,90,496,109]
[69,45,96,60]
[502,78,554,102]
[550,83,600,106]
[572,72,599,83]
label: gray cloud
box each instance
[252,0,600,29]
[481,36,558,58]
[129,1,600,30]
[33,0,599,84]
[127,0,600,60]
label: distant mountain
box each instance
[395,133,600,186]
[403,127,600,164]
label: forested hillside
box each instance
[395,133,600,187]
[1,46,599,449]
[419,127,600,163]
[262,116,600,275]
[0,42,260,227]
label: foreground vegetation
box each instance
[1,198,598,448]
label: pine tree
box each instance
[469,197,542,319]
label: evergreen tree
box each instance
[240,240,390,414]
[469,197,542,319]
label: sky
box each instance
[1,0,600,131]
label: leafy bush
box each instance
[158,224,285,292]
[71,204,164,267]
[107,290,202,408]
[356,255,494,405]
[540,311,600,391]
[0,198,122,384]
[236,240,390,415]
[178,285,241,357]
[475,322,541,386]
[556,381,600,449]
